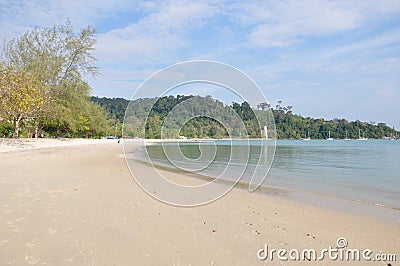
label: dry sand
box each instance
[0,140,399,265]
[0,138,116,153]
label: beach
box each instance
[0,140,399,265]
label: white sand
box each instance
[0,140,398,265]
[0,138,117,153]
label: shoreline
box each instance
[4,138,399,221]
[129,140,400,224]
[1,140,399,264]
[131,153,400,224]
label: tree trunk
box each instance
[34,124,39,140]
[13,118,20,138]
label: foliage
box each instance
[266,102,399,139]
[98,95,399,139]
[0,64,47,137]
[2,20,98,87]
[90,96,129,123]
[0,21,111,138]
[0,121,13,138]
[120,95,255,139]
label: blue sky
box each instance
[1,0,399,129]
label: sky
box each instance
[1,0,399,129]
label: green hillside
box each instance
[91,96,399,140]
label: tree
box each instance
[257,102,270,110]
[2,20,98,87]
[0,64,46,137]
[85,101,113,138]
[276,100,282,110]
[1,20,101,136]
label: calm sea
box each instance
[137,139,400,214]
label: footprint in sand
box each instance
[48,228,56,234]
[26,239,37,248]
[25,255,40,265]
[0,240,9,246]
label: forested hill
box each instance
[91,96,399,140]
[90,96,129,123]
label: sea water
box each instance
[139,139,400,212]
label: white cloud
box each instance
[323,29,400,58]
[0,0,139,39]
[95,1,218,65]
[230,0,400,49]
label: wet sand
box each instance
[0,140,399,265]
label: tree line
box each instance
[0,21,113,138]
[92,96,399,139]
[268,102,398,139]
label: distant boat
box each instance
[326,130,333,141]
[358,129,368,141]
[302,130,310,141]
[344,130,351,141]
